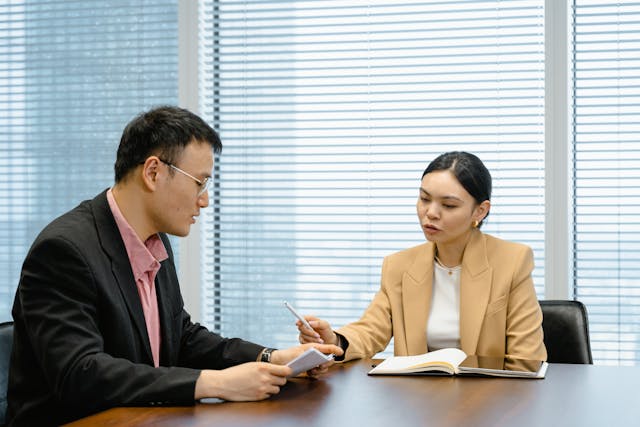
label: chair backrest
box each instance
[0,321,13,426]
[540,300,593,364]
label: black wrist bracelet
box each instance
[260,347,276,363]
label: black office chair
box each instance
[0,321,13,426]
[539,300,593,364]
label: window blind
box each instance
[573,0,640,365]
[200,0,545,353]
[0,0,179,322]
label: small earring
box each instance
[473,220,479,228]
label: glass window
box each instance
[572,0,640,365]
[199,0,545,354]
[0,0,179,321]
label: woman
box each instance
[298,151,547,362]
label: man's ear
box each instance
[140,156,162,192]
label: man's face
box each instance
[152,141,214,237]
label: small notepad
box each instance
[286,348,335,376]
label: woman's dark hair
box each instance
[114,105,222,182]
[421,151,492,227]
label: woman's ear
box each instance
[474,200,491,223]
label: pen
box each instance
[283,301,314,330]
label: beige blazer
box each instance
[337,229,547,362]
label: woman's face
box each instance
[416,170,489,247]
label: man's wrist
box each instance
[195,370,216,400]
[259,347,277,363]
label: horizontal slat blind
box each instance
[0,0,178,321]
[573,0,640,365]
[200,0,545,353]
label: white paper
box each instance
[368,348,467,375]
[286,348,335,376]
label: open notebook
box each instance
[368,348,547,379]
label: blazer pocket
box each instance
[486,294,507,316]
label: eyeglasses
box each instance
[158,158,211,197]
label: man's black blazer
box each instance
[7,190,264,426]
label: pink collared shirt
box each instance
[107,189,168,367]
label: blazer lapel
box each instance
[91,190,154,364]
[459,229,492,356]
[155,234,178,366]
[402,243,435,355]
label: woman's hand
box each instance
[297,316,338,345]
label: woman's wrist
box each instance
[333,332,348,361]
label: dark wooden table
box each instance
[65,359,639,427]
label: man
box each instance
[7,106,341,426]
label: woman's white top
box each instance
[426,260,462,351]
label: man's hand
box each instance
[270,343,343,378]
[195,362,292,401]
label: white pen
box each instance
[283,301,314,330]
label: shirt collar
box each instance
[106,188,168,281]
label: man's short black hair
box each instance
[114,106,222,182]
